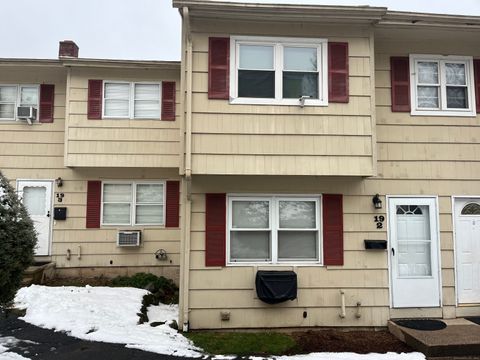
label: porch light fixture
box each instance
[372,194,382,209]
[55,177,63,187]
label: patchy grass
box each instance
[185,332,298,356]
[185,329,413,356]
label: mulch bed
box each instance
[290,330,413,354]
[43,277,113,287]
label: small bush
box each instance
[111,272,178,304]
[0,171,37,308]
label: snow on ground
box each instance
[14,285,425,360]
[0,341,31,360]
[14,285,201,357]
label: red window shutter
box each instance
[474,59,480,113]
[390,57,411,112]
[208,37,230,100]
[39,84,55,123]
[165,181,180,227]
[162,81,176,121]
[88,80,103,119]
[86,181,102,229]
[323,194,344,266]
[328,42,349,103]
[205,193,226,267]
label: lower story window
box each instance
[102,181,165,226]
[228,196,321,264]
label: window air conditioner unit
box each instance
[117,230,141,247]
[17,106,37,125]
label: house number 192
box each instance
[374,215,385,229]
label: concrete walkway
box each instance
[0,311,182,360]
[389,318,480,358]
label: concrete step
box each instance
[22,262,55,285]
[389,319,480,357]
[20,278,34,287]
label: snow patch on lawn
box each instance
[14,285,425,360]
[0,352,31,360]
[14,285,201,357]
[0,336,30,360]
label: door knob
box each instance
[391,247,395,256]
[46,211,50,218]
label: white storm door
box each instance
[17,180,53,256]
[454,198,480,304]
[389,197,441,308]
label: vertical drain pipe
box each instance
[180,5,193,333]
[339,290,346,318]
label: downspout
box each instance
[179,5,193,332]
[185,7,193,180]
[63,66,71,167]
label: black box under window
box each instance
[255,270,297,304]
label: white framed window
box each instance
[227,195,321,265]
[229,36,328,106]
[101,181,165,226]
[410,55,476,117]
[0,84,39,121]
[102,81,161,119]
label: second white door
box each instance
[454,198,480,304]
[17,180,53,256]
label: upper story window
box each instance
[227,195,321,264]
[229,36,328,106]
[101,181,165,226]
[103,82,161,119]
[0,85,39,121]
[410,55,476,117]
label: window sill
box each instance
[0,120,40,125]
[101,117,162,120]
[227,262,323,267]
[229,97,328,107]
[101,224,165,228]
[411,110,477,117]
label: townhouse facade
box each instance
[2,0,480,331]
[0,46,182,280]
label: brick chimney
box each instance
[59,40,79,58]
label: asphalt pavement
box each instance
[0,311,185,360]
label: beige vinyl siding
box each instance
[373,28,480,320]
[186,178,469,329]
[187,21,375,176]
[0,67,66,172]
[45,168,182,270]
[0,65,182,281]
[65,67,180,168]
[187,176,389,329]
[184,25,480,329]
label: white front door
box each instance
[454,198,480,304]
[388,197,441,308]
[17,180,53,256]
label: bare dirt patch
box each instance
[43,277,113,287]
[291,329,413,354]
